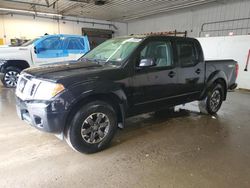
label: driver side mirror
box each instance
[34,46,38,54]
[139,58,156,68]
[34,46,46,54]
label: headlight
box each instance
[33,80,65,100]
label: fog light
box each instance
[34,116,43,127]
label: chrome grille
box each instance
[18,77,28,93]
[30,84,36,96]
[16,74,40,100]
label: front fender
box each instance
[0,60,30,73]
[0,60,7,73]
[68,79,128,105]
[58,80,129,130]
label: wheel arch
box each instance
[63,92,127,135]
[1,60,30,73]
[213,78,227,100]
[200,70,228,100]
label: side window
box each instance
[35,37,66,59]
[139,41,173,68]
[38,37,62,52]
[176,41,198,67]
[66,38,85,50]
[140,45,148,59]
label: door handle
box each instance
[195,69,201,74]
[168,71,176,78]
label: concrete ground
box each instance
[0,84,250,188]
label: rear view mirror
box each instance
[139,58,156,68]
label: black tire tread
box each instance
[199,83,224,115]
[65,100,117,154]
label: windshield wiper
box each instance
[82,57,107,65]
[80,57,91,62]
[93,59,108,65]
[80,57,111,66]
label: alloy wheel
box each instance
[4,71,20,87]
[210,90,221,112]
[81,113,110,144]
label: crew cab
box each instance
[0,34,90,87]
[15,35,238,153]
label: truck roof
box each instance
[42,34,86,38]
[116,35,195,41]
[33,34,88,46]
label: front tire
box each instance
[199,83,224,115]
[2,66,21,88]
[65,101,118,153]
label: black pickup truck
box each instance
[15,35,238,153]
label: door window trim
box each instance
[176,39,200,68]
[135,38,176,72]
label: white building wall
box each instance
[128,0,250,89]
[128,0,250,37]
[0,14,127,45]
[198,35,250,90]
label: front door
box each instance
[31,36,67,65]
[131,38,178,112]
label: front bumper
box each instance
[16,97,68,134]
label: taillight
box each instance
[236,63,239,78]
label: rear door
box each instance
[175,39,205,100]
[64,37,89,61]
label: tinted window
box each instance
[177,41,198,67]
[39,37,62,50]
[35,37,66,59]
[139,41,173,67]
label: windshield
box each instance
[80,37,143,66]
[21,38,39,47]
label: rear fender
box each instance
[200,70,228,100]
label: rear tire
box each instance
[199,83,224,115]
[2,66,21,88]
[65,101,118,154]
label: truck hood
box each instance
[23,61,117,83]
[0,46,30,59]
[0,45,10,48]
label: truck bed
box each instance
[205,59,238,89]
